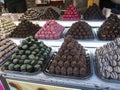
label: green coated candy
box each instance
[20,64,27,72]
[22,45,28,50]
[8,64,14,70]
[29,55,35,60]
[14,64,20,71]
[13,59,19,64]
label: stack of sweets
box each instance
[9,19,40,38]
[48,35,90,77]
[98,14,120,40]
[0,37,17,62]
[83,3,105,20]
[62,4,80,20]
[35,20,65,39]
[0,18,16,38]
[96,38,120,80]
[4,36,52,73]
[66,21,94,39]
[40,8,60,20]
[20,8,45,20]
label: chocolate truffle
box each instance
[55,66,61,74]
[61,67,67,75]
[73,67,79,76]
[67,67,73,76]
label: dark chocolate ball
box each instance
[73,67,79,76]
[67,67,73,76]
[61,67,67,75]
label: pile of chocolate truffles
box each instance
[40,8,60,20]
[0,18,16,38]
[9,19,40,38]
[83,4,105,20]
[35,20,65,39]
[96,38,120,80]
[66,21,94,39]
[98,14,120,40]
[62,4,80,20]
[48,35,90,77]
[20,8,44,20]
[0,37,17,62]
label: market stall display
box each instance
[62,4,80,20]
[35,20,65,39]
[45,35,91,78]
[0,18,16,38]
[83,3,105,20]
[65,21,94,39]
[0,37,17,65]
[20,6,61,20]
[2,36,52,73]
[40,7,60,20]
[20,8,44,20]
[95,38,120,81]
[9,19,40,38]
[97,14,120,40]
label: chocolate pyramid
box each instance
[0,18,16,38]
[35,20,64,39]
[0,37,17,62]
[47,35,90,77]
[62,4,80,20]
[40,8,60,20]
[83,3,105,20]
[96,38,120,80]
[9,19,40,38]
[98,14,120,40]
[20,8,44,20]
[65,21,94,39]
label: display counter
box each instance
[0,20,120,90]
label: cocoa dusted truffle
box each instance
[47,35,90,77]
[58,60,64,67]
[73,67,79,76]
[49,66,55,74]
[67,67,73,76]
[51,60,57,67]
[64,61,70,68]
[80,68,86,76]
[61,67,67,75]
[55,66,61,74]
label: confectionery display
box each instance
[0,37,17,62]
[65,21,94,39]
[0,18,16,38]
[46,35,91,77]
[35,20,65,39]
[20,8,45,20]
[83,3,105,20]
[40,8,60,20]
[2,13,23,21]
[62,4,80,20]
[97,14,120,40]
[20,7,60,20]
[3,36,52,73]
[96,38,120,80]
[9,19,40,38]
